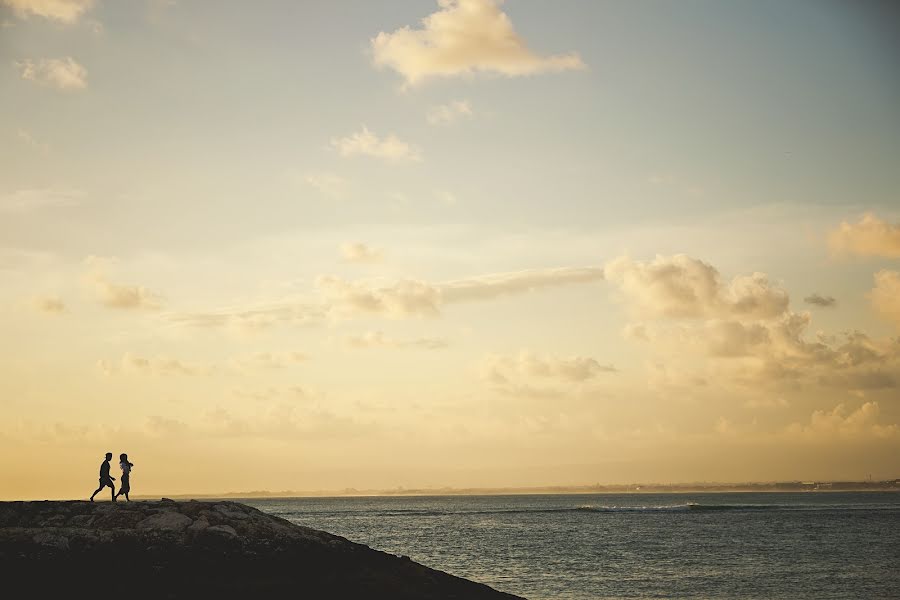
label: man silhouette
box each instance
[89,452,116,502]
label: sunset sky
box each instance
[2,0,899,500]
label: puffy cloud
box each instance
[2,0,93,23]
[318,276,441,318]
[16,57,87,90]
[484,350,616,385]
[604,254,789,320]
[427,100,473,125]
[92,279,161,310]
[828,213,900,258]
[870,270,900,329]
[331,127,421,163]
[33,296,65,314]
[83,257,162,310]
[0,188,82,213]
[371,0,585,86]
[344,331,448,350]
[803,293,836,308]
[341,242,383,263]
[787,402,899,440]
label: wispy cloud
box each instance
[371,0,585,87]
[83,256,162,311]
[331,127,421,163]
[0,188,82,213]
[427,100,473,125]
[16,57,88,90]
[302,172,347,199]
[344,331,448,350]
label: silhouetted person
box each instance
[114,453,134,501]
[90,452,116,502]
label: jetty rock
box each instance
[0,500,523,599]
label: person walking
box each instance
[114,453,134,501]
[89,452,116,502]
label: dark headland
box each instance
[0,500,523,599]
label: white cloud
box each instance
[427,99,473,125]
[371,0,585,86]
[870,270,900,329]
[341,242,383,263]
[604,254,789,320]
[16,57,87,90]
[331,127,421,163]
[303,172,347,199]
[344,331,448,350]
[0,188,82,213]
[484,350,616,384]
[2,0,93,23]
[828,213,900,258]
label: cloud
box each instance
[331,127,421,163]
[2,0,93,23]
[341,242,383,263]
[484,350,616,384]
[604,254,789,320]
[0,188,82,213]
[16,57,87,90]
[171,265,605,328]
[16,129,49,154]
[318,276,441,318]
[344,331,448,350]
[427,100,473,125]
[303,172,347,199]
[371,0,585,86]
[804,293,836,308]
[33,296,65,314]
[870,270,900,328]
[98,353,210,376]
[83,256,162,310]
[439,266,604,303]
[787,402,899,441]
[228,351,308,372]
[828,213,900,258]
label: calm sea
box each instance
[244,492,900,599]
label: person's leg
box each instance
[109,481,116,501]
[90,485,103,501]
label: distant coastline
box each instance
[132,478,900,500]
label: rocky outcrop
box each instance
[0,500,523,599]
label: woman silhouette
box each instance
[114,453,134,501]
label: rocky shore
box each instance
[0,499,523,599]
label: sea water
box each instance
[244,492,900,599]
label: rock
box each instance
[206,524,238,538]
[0,500,523,600]
[136,511,192,532]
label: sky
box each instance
[1,0,899,500]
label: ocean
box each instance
[244,492,900,599]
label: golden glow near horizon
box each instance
[2,0,899,500]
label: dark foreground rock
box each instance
[0,500,523,599]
